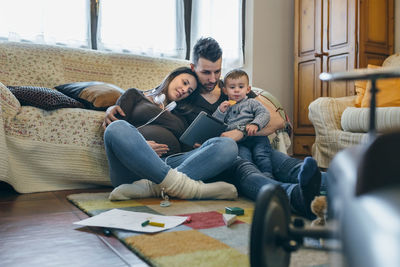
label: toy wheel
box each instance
[250,184,291,267]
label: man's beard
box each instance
[200,82,217,93]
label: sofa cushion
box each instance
[354,64,377,107]
[361,65,400,108]
[341,106,400,133]
[55,82,124,111]
[6,86,84,110]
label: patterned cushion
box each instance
[55,82,124,111]
[6,86,84,110]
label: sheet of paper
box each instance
[74,209,187,233]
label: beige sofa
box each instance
[309,54,400,169]
[0,42,192,193]
[0,42,290,193]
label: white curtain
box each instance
[190,0,243,70]
[0,0,90,48]
[97,0,186,59]
[0,0,243,64]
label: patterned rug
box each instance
[67,192,333,267]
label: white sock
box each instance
[109,179,160,201]
[159,169,238,200]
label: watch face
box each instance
[237,125,246,131]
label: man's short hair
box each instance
[223,69,249,86]
[192,37,223,66]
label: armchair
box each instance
[309,54,400,169]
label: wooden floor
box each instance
[0,182,148,267]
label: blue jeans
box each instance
[104,120,238,187]
[238,136,272,175]
[219,150,328,201]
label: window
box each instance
[0,0,89,47]
[191,0,243,69]
[97,0,186,58]
[0,0,244,66]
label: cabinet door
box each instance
[322,0,356,98]
[294,0,322,135]
[358,0,394,67]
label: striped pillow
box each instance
[341,106,400,133]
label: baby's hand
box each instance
[246,124,259,136]
[218,101,231,113]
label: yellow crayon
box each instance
[149,221,165,227]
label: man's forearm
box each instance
[255,119,285,136]
[254,95,286,136]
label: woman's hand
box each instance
[221,129,244,141]
[246,124,259,136]
[147,141,169,157]
[193,143,201,149]
[102,105,126,129]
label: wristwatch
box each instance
[236,125,247,137]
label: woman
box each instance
[104,67,238,201]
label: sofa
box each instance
[309,54,400,169]
[0,41,291,193]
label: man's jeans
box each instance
[222,150,327,201]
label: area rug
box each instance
[67,192,333,267]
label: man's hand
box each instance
[246,124,259,136]
[102,105,126,129]
[147,141,169,157]
[221,129,244,141]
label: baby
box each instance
[213,69,272,175]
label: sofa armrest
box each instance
[0,82,21,182]
[308,96,356,134]
[0,81,21,117]
[5,106,105,148]
[308,96,357,168]
[251,87,291,154]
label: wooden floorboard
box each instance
[0,182,149,267]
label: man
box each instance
[104,37,323,219]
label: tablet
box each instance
[179,111,227,146]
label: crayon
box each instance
[141,220,150,227]
[148,221,165,227]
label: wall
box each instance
[244,0,294,125]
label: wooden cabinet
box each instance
[293,0,394,156]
